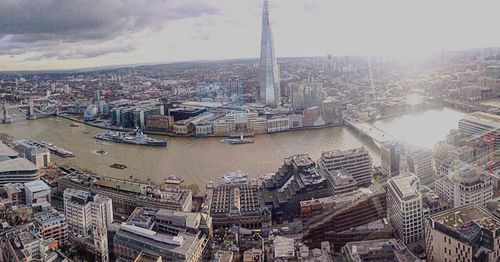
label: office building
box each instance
[58,168,192,214]
[258,0,280,107]
[406,146,435,186]
[302,186,389,251]
[262,154,332,221]
[319,147,373,187]
[63,188,113,237]
[113,210,209,261]
[341,239,421,262]
[92,194,114,230]
[425,205,500,262]
[327,169,358,195]
[458,112,499,150]
[434,160,492,208]
[387,173,423,244]
[64,188,93,237]
[24,180,50,206]
[11,139,50,168]
[145,115,174,133]
[110,99,164,129]
[0,157,39,185]
[210,184,271,231]
[169,106,207,121]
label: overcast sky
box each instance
[1,0,500,71]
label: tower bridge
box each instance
[1,99,58,123]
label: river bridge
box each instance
[1,98,59,123]
[345,120,395,146]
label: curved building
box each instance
[0,158,39,184]
[84,105,98,121]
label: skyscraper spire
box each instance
[259,0,280,107]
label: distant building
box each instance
[341,239,422,262]
[110,99,164,129]
[319,147,372,187]
[387,173,423,244]
[425,205,500,262]
[169,106,207,121]
[145,115,174,133]
[267,116,289,133]
[434,160,492,208]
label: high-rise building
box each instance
[387,173,424,244]
[258,0,280,107]
[425,205,500,262]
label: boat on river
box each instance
[94,130,167,146]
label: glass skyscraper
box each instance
[259,0,280,107]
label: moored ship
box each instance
[94,131,167,146]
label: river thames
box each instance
[0,107,467,186]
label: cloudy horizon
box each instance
[2,0,500,71]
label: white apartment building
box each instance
[387,173,423,244]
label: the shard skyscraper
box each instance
[259,0,280,107]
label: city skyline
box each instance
[2,0,500,71]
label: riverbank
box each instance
[57,113,344,138]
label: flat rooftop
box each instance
[0,142,18,158]
[432,205,500,232]
[389,174,420,200]
[24,180,49,192]
[463,112,500,128]
[321,147,369,158]
[0,158,37,173]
